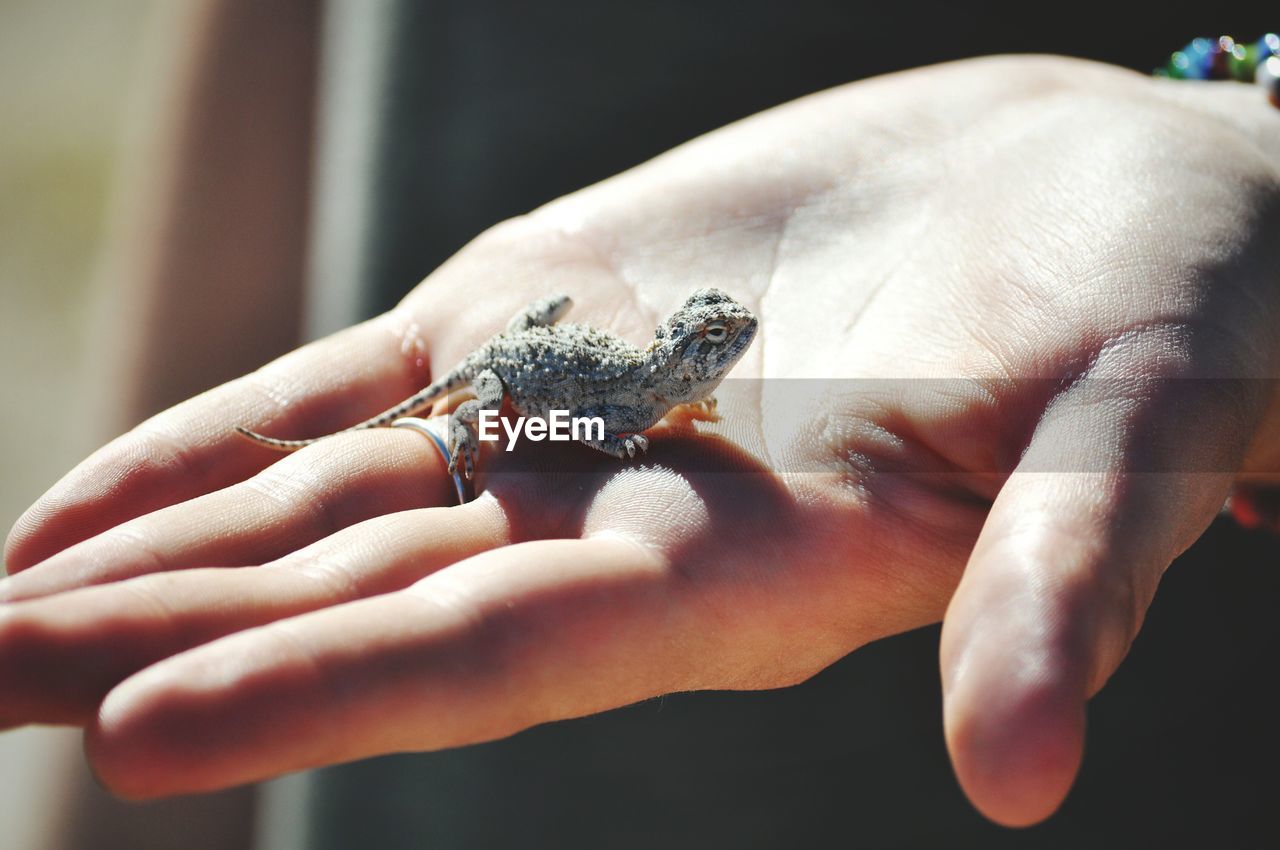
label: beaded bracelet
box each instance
[1156,34,1280,107]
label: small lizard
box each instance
[236,288,758,477]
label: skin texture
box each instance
[3,56,1280,826]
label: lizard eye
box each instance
[704,322,728,344]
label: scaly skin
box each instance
[236,288,758,477]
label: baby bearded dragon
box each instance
[236,288,758,478]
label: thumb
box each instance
[939,373,1261,826]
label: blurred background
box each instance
[1,0,154,553]
[3,1,305,847]
[2,1,1278,848]
[0,2,161,845]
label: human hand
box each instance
[4,56,1279,825]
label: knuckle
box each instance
[277,555,366,604]
[245,466,342,540]
[1068,561,1150,695]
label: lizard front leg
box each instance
[572,404,655,460]
[449,368,505,479]
[505,294,573,332]
[578,432,650,460]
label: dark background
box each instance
[355,1,1276,314]
[298,2,1280,847]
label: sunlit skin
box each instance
[3,56,1279,826]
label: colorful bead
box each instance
[1165,37,1215,79]
[1229,485,1280,534]
[1209,35,1236,77]
[1189,37,1218,78]
[1228,40,1256,81]
[1257,55,1280,107]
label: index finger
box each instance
[5,314,429,573]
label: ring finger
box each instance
[1,424,470,603]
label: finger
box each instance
[939,372,1260,826]
[85,536,705,799]
[5,312,433,573]
[0,425,465,602]
[0,499,508,726]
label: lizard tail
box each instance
[233,426,321,451]
[233,371,467,452]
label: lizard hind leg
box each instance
[448,368,505,479]
[505,294,573,333]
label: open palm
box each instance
[5,56,1279,826]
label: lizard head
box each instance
[645,288,757,402]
